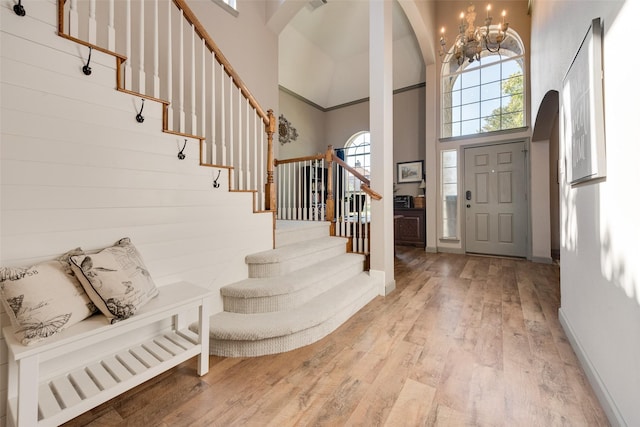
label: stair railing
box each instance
[275,146,382,254]
[57,0,276,212]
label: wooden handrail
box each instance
[360,184,382,200]
[172,0,270,127]
[331,154,370,187]
[274,153,325,166]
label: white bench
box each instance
[3,281,212,427]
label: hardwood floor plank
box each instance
[62,248,610,427]
[383,378,436,426]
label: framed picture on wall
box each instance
[397,160,423,183]
[561,17,606,185]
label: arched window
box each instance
[441,29,525,138]
[344,131,370,185]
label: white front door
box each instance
[464,142,528,257]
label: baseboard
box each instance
[559,308,626,427]
[425,246,438,253]
[384,279,396,296]
[437,246,465,254]
[531,256,553,264]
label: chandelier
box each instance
[439,4,509,65]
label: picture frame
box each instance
[397,160,423,184]
[561,17,606,185]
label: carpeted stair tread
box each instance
[208,272,376,341]
[221,253,365,298]
[246,236,346,265]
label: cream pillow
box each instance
[70,238,159,323]
[0,248,97,345]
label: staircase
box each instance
[196,221,380,357]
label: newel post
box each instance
[265,109,276,211]
[325,145,335,226]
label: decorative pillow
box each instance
[0,248,97,345]
[70,238,159,323]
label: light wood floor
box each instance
[64,248,610,426]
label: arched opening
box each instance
[533,90,560,261]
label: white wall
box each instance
[0,2,273,424]
[531,1,639,425]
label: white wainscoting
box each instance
[0,2,273,425]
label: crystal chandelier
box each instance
[439,4,509,65]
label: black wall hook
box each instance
[82,47,92,75]
[13,0,26,16]
[177,139,187,160]
[136,99,145,123]
[212,170,221,188]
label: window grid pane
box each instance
[441,53,524,137]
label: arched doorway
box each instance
[532,90,560,261]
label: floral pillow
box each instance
[70,238,159,323]
[0,248,98,345]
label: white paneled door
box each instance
[464,141,528,257]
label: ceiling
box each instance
[278,0,425,110]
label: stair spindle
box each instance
[166,0,173,131]
[124,0,132,90]
[138,0,146,93]
[88,0,96,44]
[190,23,197,135]
[178,10,185,133]
[153,0,160,98]
[107,0,115,50]
[69,0,79,37]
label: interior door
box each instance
[464,141,528,257]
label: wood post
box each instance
[325,145,334,223]
[265,109,276,211]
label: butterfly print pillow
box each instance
[0,248,97,345]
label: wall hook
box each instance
[82,47,92,75]
[13,0,26,16]
[177,139,187,160]
[136,99,145,123]
[212,170,221,188]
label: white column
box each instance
[369,0,394,296]
[425,63,438,253]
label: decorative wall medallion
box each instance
[278,114,298,145]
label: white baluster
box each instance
[107,0,115,51]
[259,119,265,211]
[220,64,226,166]
[124,0,132,91]
[190,24,197,135]
[178,10,185,133]
[210,54,217,164]
[201,39,206,138]
[138,0,146,93]
[245,102,251,190]
[153,0,160,98]
[228,76,234,179]
[88,0,97,44]
[69,0,79,38]
[237,88,243,189]
[166,0,173,130]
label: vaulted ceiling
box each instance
[277,0,427,110]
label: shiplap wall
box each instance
[0,2,273,424]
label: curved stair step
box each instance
[194,272,379,357]
[221,253,366,313]
[246,236,347,278]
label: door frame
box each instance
[459,138,531,259]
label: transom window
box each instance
[441,30,525,138]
